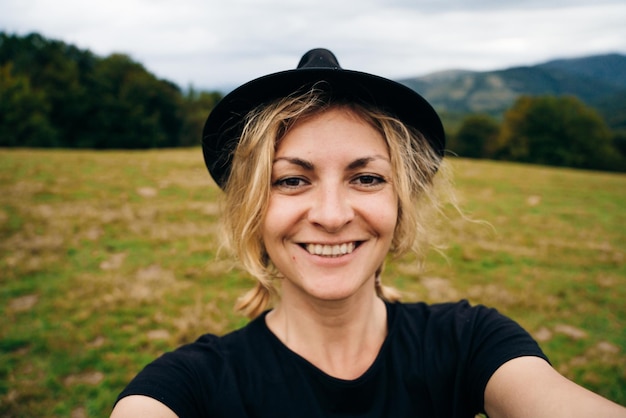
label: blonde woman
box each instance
[112,49,626,418]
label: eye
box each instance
[352,174,386,187]
[273,177,309,189]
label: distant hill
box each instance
[398,53,626,130]
[538,54,626,88]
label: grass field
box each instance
[0,147,624,417]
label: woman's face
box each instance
[262,107,398,303]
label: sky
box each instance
[2,0,626,91]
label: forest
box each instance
[1,31,625,171]
[0,32,221,149]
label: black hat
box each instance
[202,48,445,188]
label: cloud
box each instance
[1,0,625,89]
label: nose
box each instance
[307,182,354,233]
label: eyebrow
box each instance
[273,155,389,171]
[273,157,314,170]
[347,156,388,170]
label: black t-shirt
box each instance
[116,300,548,417]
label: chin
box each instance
[303,280,375,303]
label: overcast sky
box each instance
[2,0,626,91]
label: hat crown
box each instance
[203,48,444,189]
[297,48,341,70]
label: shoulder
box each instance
[390,300,548,409]
[161,314,267,365]
[395,298,490,315]
[115,316,268,417]
[393,299,545,357]
[392,299,505,330]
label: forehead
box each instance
[275,107,388,158]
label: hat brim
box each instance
[202,67,445,188]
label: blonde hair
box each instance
[220,87,451,318]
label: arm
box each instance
[111,395,178,418]
[484,356,626,418]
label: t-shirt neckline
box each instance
[256,301,397,384]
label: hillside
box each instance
[398,53,626,128]
[538,53,626,88]
[1,148,624,416]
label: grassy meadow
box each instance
[0,147,624,417]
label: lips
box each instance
[304,242,357,257]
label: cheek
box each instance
[263,199,285,233]
[383,209,399,237]
[261,197,295,246]
[368,195,398,234]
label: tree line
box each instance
[1,32,624,172]
[449,96,626,172]
[0,32,222,148]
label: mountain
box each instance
[398,53,626,129]
[538,53,626,88]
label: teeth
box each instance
[306,242,355,257]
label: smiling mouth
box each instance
[303,242,358,257]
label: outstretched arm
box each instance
[111,395,178,418]
[484,356,626,418]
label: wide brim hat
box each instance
[202,48,445,188]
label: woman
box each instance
[112,49,626,417]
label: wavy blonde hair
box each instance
[220,87,451,318]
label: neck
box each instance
[266,292,388,380]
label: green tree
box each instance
[498,95,618,170]
[452,114,501,158]
[179,87,223,146]
[0,63,58,146]
[82,54,184,148]
[612,131,626,157]
[5,33,91,146]
[0,31,224,149]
